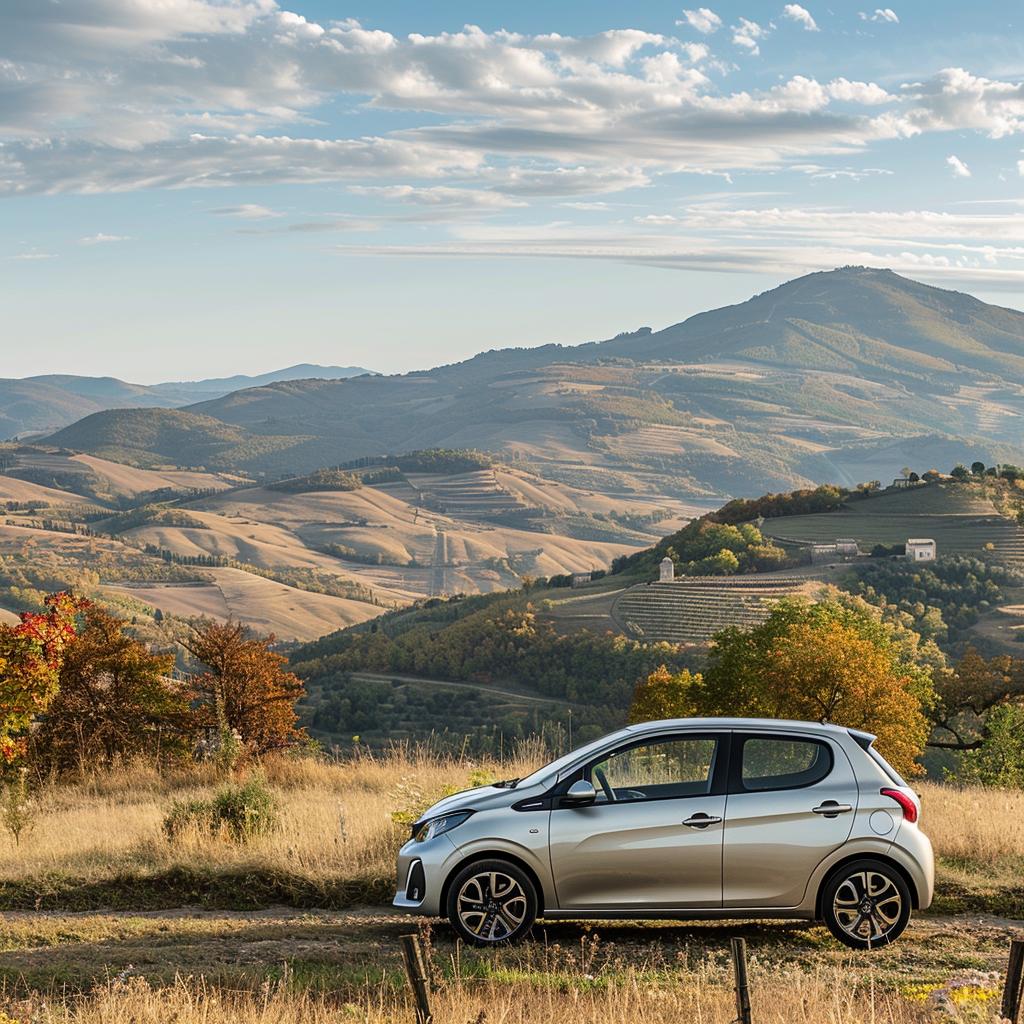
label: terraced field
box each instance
[612,573,826,644]
[760,483,1024,567]
[405,469,527,518]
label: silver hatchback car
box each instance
[394,718,933,950]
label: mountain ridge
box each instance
[37,267,1024,495]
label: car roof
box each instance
[624,717,855,738]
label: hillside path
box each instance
[348,670,571,706]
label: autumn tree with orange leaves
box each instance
[630,597,935,777]
[31,603,193,773]
[185,621,306,755]
[0,593,84,763]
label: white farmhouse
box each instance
[906,538,937,563]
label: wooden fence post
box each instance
[401,933,433,1024]
[1002,939,1024,1024]
[731,936,752,1024]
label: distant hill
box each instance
[0,365,374,438]
[44,408,307,470]
[596,267,1024,383]
[147,364,375,403]
[37,267,1024,495]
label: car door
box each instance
[548,732,728,911]
[722,731,859,908]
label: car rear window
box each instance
[867,744,908,787]
[739,736,833,792]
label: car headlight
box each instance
[413,811,473,843]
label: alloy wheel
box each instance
[455,870,528,942]
[831,869,904,945]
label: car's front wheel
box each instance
[446,860,538,946]
[821,859,912,950]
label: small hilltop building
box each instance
[906,538,937,563]
[659,556,675,583]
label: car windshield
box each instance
[515,727,633,789]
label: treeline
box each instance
[306,676,592,751]
[103,505,208,533]
[612,519,792,577]
[388,449,493,474]
[0,598,307,775]
[845,556,1024,648]
[291,596,697,712]
[267,468,362,493]
[714,483,856,524]
[139,545,381,605]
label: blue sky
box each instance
[3,0,1024,382]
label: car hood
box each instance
[417,781,543,821]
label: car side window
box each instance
[587,736,718,803]
[739,736,833,792]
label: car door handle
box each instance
[682,813,722,829]
[812,801,852,817]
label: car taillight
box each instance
[881,787,918,824]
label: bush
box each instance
[163,775,278,842]
[956,704,1024,787]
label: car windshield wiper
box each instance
[492,777,520,789]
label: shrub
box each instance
[163,775,278,842]
[1,768,35,846]
[956,704,1024,787]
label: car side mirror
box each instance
[562,780,597,807]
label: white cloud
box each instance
[12,250,56,260]
[330,205,1024,291]
[1018,159,1024,176]
[899,68,1024,139]
[732,18,769,55]
[783,5,819,31]
[210,203,282,219]
[860,8,900,23]
[348,185,526,209]
[0,3,1021,218]
[678,8,722,34]
[78,232,130,244]
[827,78,891,105]
[0,134,482,195]
[946,155,972,178]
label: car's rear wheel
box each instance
[446,859,537,946]
[821,859,912,950]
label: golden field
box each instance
[1,750,1022,1024]
[0,748,1022,911]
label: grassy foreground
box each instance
[0,909,1017,1023]
[1,748,1022,916]
[1,750,1022,1023]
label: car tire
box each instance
[446,859,538,946]
[820,858,912,950]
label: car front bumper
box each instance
[393,833,461,918]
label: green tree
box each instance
[956,704,1024,787]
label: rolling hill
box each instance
[0,365,374,438]
[46,267,1024,497]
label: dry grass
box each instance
[0,745,543,905]
[0,973,940,1024]
[0,749,1020,914]
[0,753,1018,1024]
[919,782,1024,862]
[1,946,1007,1024]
